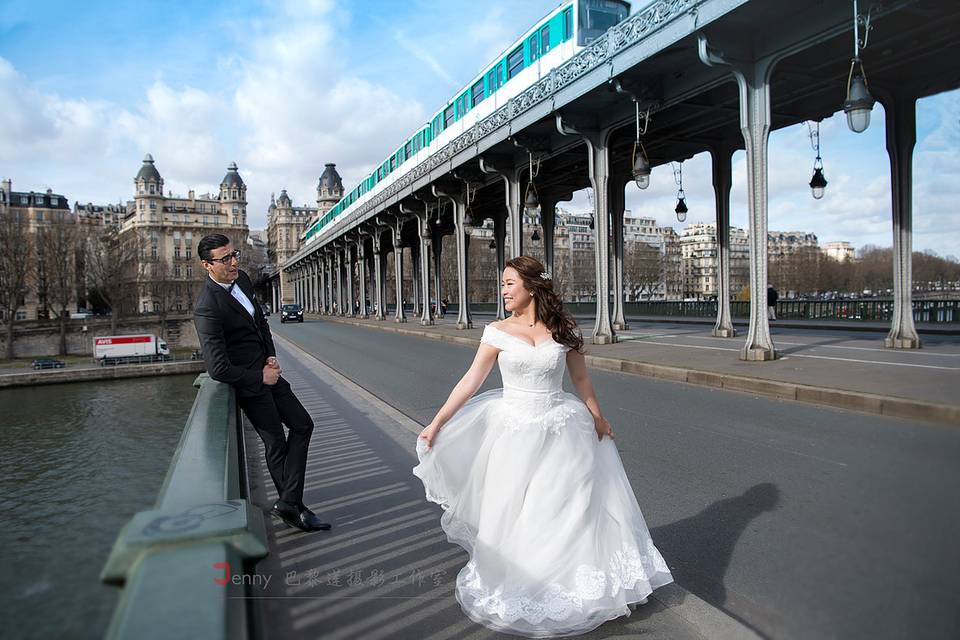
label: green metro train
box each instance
[303,0,632,246]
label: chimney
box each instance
[188,190,195,200]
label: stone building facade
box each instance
[267,163,344,304]
[119,154,249,314]
[0,179,80,321]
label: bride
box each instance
[412,256,673,638]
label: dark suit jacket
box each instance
[194,269,277,397]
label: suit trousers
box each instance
[238,377,314,506]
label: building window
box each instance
[37,210,44,222]
[186,247,192,259]
[174,246,181,259]
[149,200,156,210]
[187,265,193,278]
[175,264,182,277]
[507,47,523,79]
[50,197,58,207]
[20,195,28,204]
[149,184,155,194]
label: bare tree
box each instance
[624,240,663,300]
[84,225,140,333]
[0,210,33,359]
[38,212,82,354]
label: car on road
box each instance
[281,304,304,323]
[32,358,66,370]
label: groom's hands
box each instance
[263,356,281,385]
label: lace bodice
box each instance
[481,323,569,393]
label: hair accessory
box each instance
[540,271,552,280]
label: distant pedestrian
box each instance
[767,284,779,321]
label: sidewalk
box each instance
[306,313,960,427]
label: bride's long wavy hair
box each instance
[505,256,583,353]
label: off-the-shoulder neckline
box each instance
[487,323,558,349]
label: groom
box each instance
[194,233,331,532]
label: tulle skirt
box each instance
[412,388,674,638]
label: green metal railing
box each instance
[100,373,267,640]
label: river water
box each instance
[0,374,200,639]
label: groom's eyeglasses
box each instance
[206,250,241,265]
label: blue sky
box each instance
[1,0,957,259]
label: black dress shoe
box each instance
[270,500,332,532]
[298,505,332,531]
[270,500,304,530]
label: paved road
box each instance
[269,319,960,640]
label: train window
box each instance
[507,47,523,79]
[444,104,455,127]
[564,7,573,40]
[405,141,412,158]
[471,79,484,106]
[390,156,396,171]
[541,25,550,53]
[486,68,498,93]
[579,0,628,44]
[529,34,539,62]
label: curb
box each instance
[306,315,960,428]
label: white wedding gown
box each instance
[413,324,673,638]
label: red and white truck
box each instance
[94,334,171,365]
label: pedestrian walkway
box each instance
[241,339,755,640]
[309,314,960,426]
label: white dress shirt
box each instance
[211,274,255,318]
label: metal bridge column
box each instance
[392,219,408,323]
[434,185,472,329]
[356,237,369,319]
[371,233,384,320]
[431,226,444,319]
[699,34,777,361]
[556,115,617,345]
[611,174,630,331]
[344,243,355,317]
[494,213,507,319]
[710,143,737,338]
[403,200,434,326]
[539,192,569,282]
[882,93,922,349]
[334,246,343,316]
